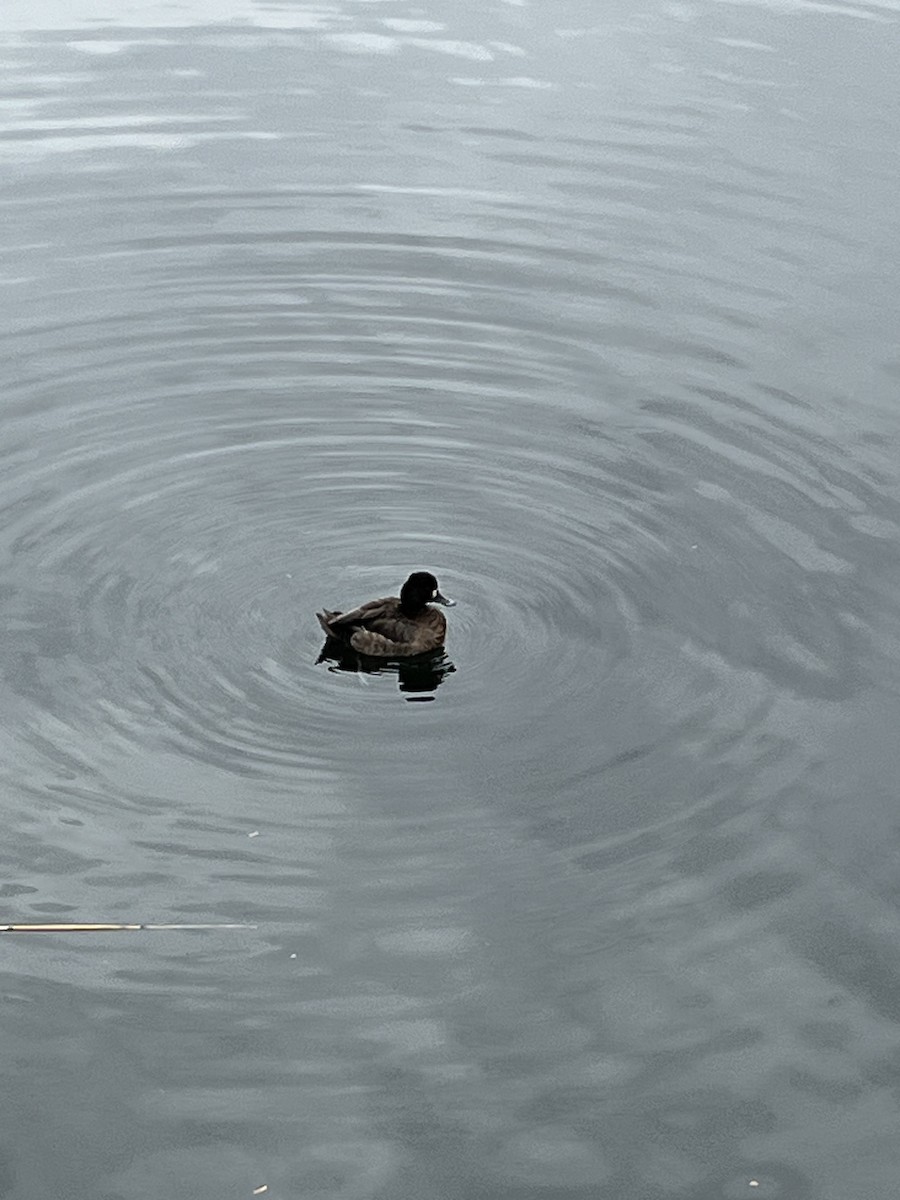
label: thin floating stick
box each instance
[0,922,256,933]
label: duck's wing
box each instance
[321,596,397,629]
[348,628,434,657]
[349,608,446,657]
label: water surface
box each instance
[2,0,900,1196]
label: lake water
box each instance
[2,0,900,1196]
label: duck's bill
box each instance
[434,590,456,607]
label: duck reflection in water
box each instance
[315,641,455,701]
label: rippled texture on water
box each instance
[3,0,900,1197]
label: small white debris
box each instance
[289,953,297,959]
[248,830,260,838]
[252,1188,268,1196]
[285,573,292,579]
[690,543,699,550]
[749,1183,759,1190]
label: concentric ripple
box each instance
[4,7,900,1198]
[3,4,900,856]
[2,211,893,847]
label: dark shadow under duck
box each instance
[315,641,456,700]
[316,571,456,657]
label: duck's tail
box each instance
[316,609,342,636]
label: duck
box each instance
[316,571,456,657]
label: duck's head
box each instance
[400,571,456,614]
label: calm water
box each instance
[2,0,900,1196]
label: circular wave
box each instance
[3,38,896,841]
[2,217,884,850]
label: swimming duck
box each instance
[316,571,456,657]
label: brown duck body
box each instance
[316,572,454,658]
[316,597,447,656]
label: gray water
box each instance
[2,0,900,1196]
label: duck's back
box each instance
[323,595,400,629]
